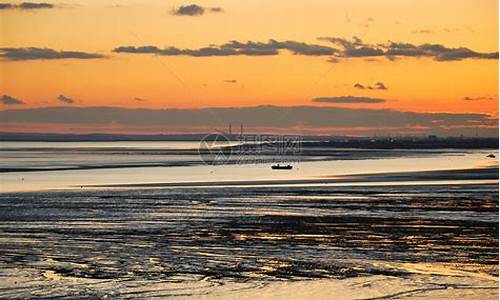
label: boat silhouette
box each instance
[271,164,293,170]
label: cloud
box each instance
[385,42,498,61]
[0,2,54,10]
[0,3,14,9]
[312,96,386,104]
[385,55,399,62]
[372,82,387,90]
[209,7,223,13]
[319,36,383,57]
[114,45,269,56]
[432,47,498,61]
[0,106,495,136]
[19,2,53,9]
[319,36,499,61]
[353,82,388,90]
[116,37,496,61]
[57,94,74,104]
[224,79,237,83]
[0,47,106,61]
[114,39,337,57]
[360,17,374,28]
[383,43,498,61]
[173,4,204,16]
[172,4,223,16]
[345,47,384,57]
[1,95,25,105]
[224,40,336,56]
[412,29,435,35]
[463,96,495,101]
[327,57,340,63]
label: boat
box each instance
[487,154,496,158]
[271,164,293,170]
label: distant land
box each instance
[0,132,498,149]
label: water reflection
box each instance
[0,144,497,192]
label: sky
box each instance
[0,0,498,136]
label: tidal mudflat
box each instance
[0,180,497,299]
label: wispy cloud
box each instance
[1,95,25,105]
[209,7,223,13]
[373,82,387,90]
[412,27,475,35]
[319,36,498,61]
[412,29,435,35]
[172,4,223,16]
[354,82,388,90]
[312,96,386,104]
[463,96,495,101]
[114,39,337,57]
[0,2,54,10]
[0,47,106,61]
[57,94,74,104]
[327,57,340,63]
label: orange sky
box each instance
[0,0,498,134]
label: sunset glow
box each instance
[1,0,498,135]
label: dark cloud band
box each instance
[114,37,497,61]
[312,96,386,104]
[0,2,54,10]
[0,106,494,131]
[319,36,498,62]
[0,47,106,61]
[114,40,337,57]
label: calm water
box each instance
[0,141,497,192]
[0,141,204,149]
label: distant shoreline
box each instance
[1,133,498,149]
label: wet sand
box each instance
[1,268,497,299]
[0,178,497,299]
